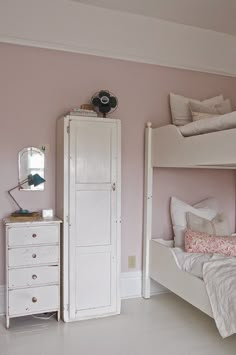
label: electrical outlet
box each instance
[128,255,136,269]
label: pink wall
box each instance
[0,43,236,284]
[153,169,236,239]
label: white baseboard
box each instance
[120,271,168,299]
[0,273,167,315]
[0,285,5,316]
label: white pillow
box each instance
[193,197,220,212]
[169,93,224,126]
[171,197,220,248]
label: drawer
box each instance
[8,225,58,247]
[9,285,59,316]
[9,265,59,288]
[8,246,59,268]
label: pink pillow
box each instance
[185,229,236,257]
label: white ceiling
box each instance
[73,0,236,36]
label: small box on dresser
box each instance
[3,217,62,329]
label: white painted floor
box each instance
[1,294,236,355]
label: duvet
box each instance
[203,257,236,338]
[173,248,236,338]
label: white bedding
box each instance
[203,257,236,338]
[179,111,236,137]
[172,248,236,337]
[172,248,213,279]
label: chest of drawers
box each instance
[3,218,62,328]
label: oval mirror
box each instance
[18,147,45,190]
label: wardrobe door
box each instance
[69,119,120,320]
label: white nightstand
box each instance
[3,217,62,328]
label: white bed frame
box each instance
[152,124,236,168]
[142,122,236,317]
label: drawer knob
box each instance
[32,254,37,259]
[32,297,37,303]
[32,233,37,238]
[32,274,37,280]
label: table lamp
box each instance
[8,173,45,215]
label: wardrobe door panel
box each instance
[76,190,111,247]
[75,123,112,184]
[76,251,111,310]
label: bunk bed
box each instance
[142,122,236,319]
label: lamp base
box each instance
[14,209,30,215]
[11,211,39,217]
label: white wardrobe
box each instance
[56,115,121,322]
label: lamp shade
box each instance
[28,173,45,187]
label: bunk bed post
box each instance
[142,122,153,299]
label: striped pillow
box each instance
[189,99,232,121]
[191,112,220,121]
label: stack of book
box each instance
[69,108,98,117]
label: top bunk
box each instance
[147,123,236,169]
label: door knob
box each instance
[112,183,116,191]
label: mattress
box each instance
[178,111,236,137]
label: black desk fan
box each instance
[91,90,118,117]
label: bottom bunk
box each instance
[149,239,213,318]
